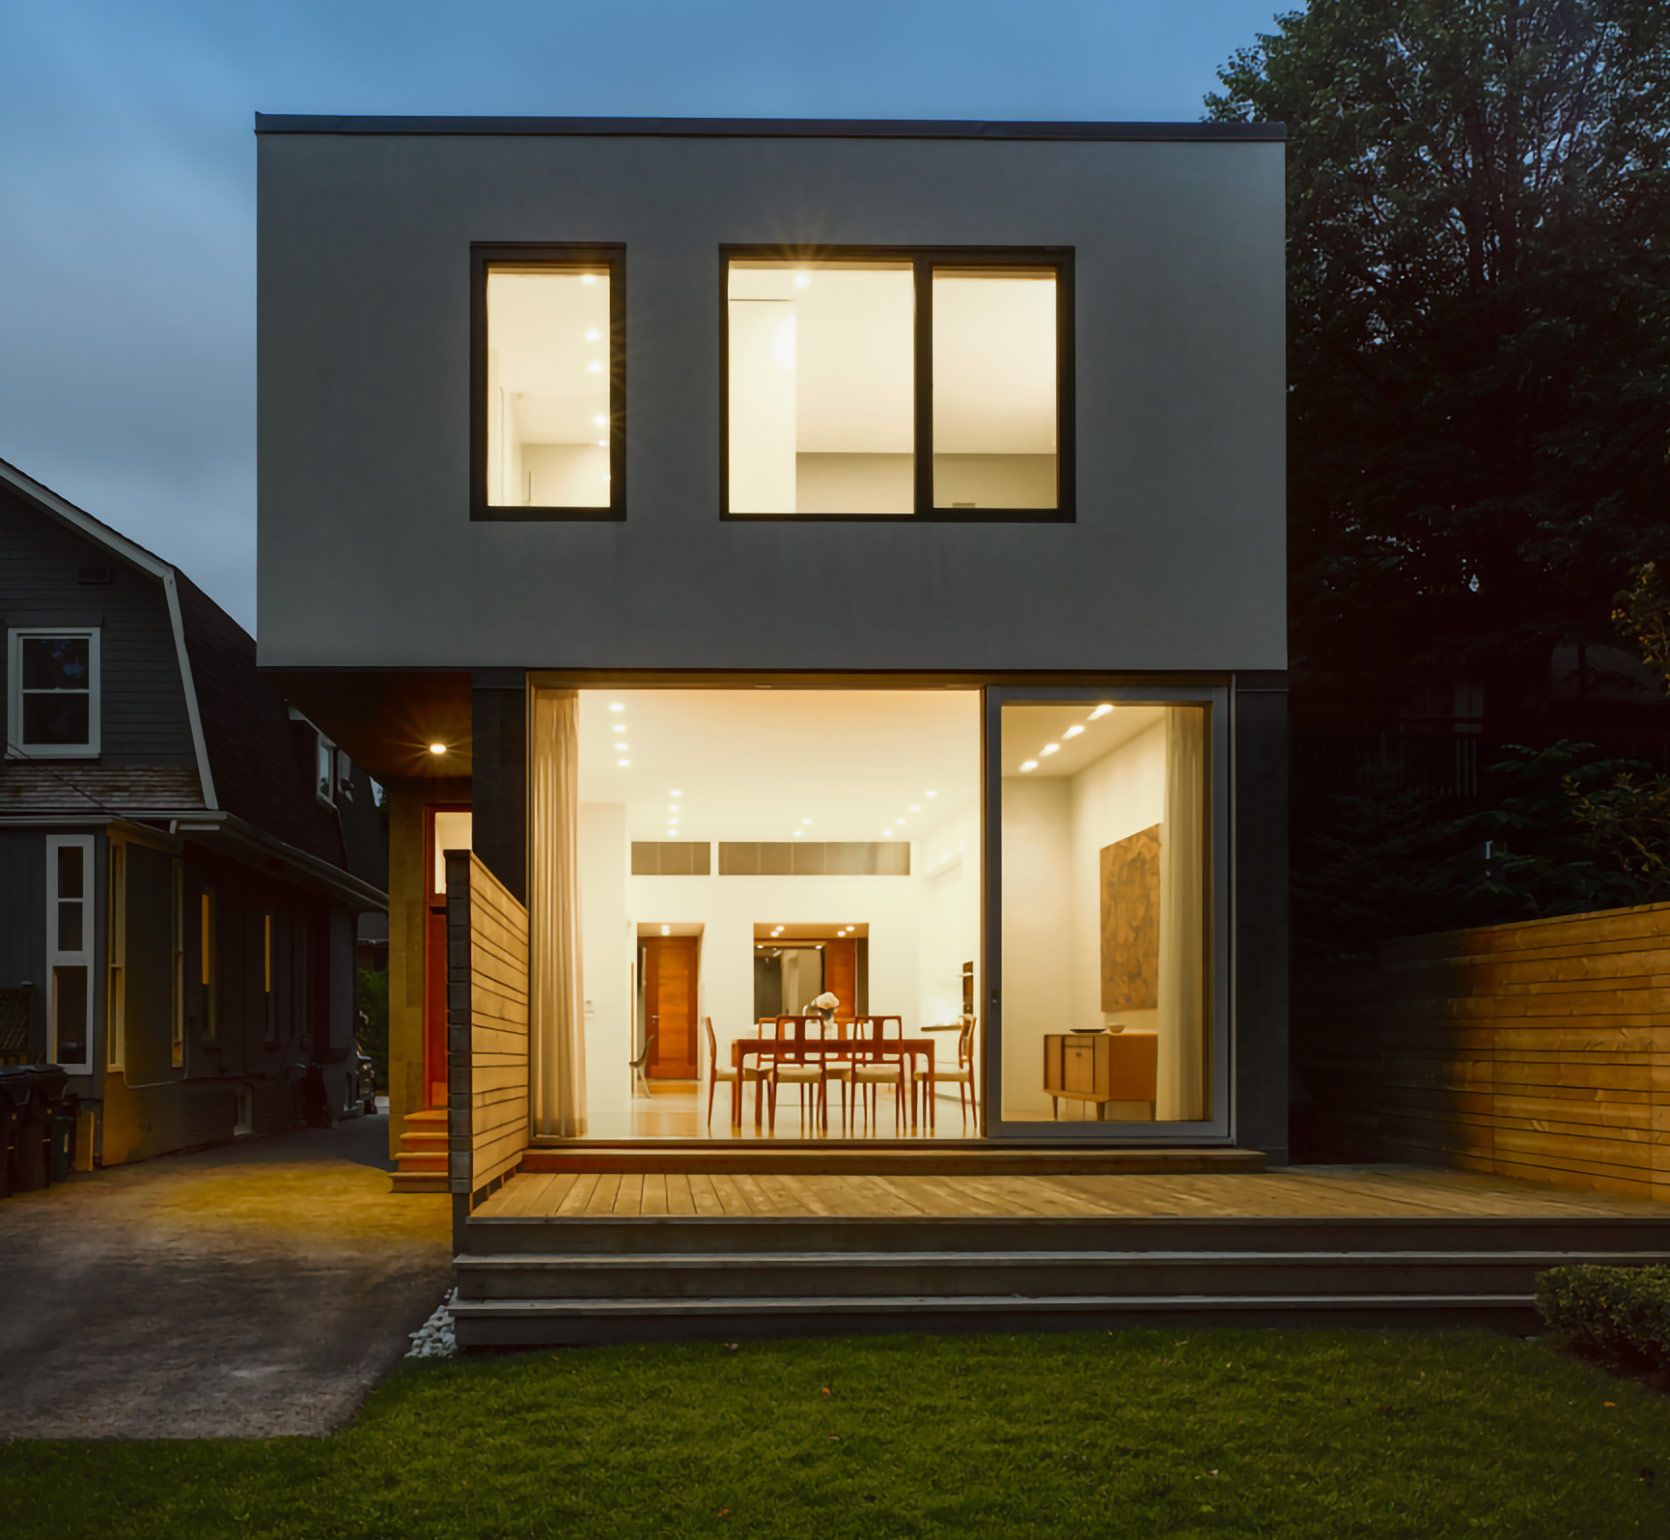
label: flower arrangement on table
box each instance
[804,991,840,1023]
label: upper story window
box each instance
[315,732,337,808]
[7,628,100,758]
[723,247,1071,520]
[472,244,626,521]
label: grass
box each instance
[3,1329,1668,1537]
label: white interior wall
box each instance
[728,300,796,512]
[998,776,1074,1120]
[524,444,609,508]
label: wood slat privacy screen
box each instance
[1295,901,1670,1201]
[445,851,530,1201]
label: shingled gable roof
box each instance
[0,457,385,893]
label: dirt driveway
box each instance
[0,1111,450,1439]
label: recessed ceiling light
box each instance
[881,829,894,837]
[1040,743,1060,757]
[659,924,670,936]
[427,742,447,756]
[587,359,601,373]
[595,438,608,448]
[1063,724,1084,739]
[608,702,625,714]
[611,723,626,733]
[1089,704,1113,721]
[592,412,606,426]
[925,789,938,798]
[669,789,682,798]
[793,829,805,838]
[800,817,813,826]
[794,271,811,288]
[1020,759,1039,773]
[909,803,921,813]
[581,273,598,286]
[586,331,602,344]
[617,759,631,768]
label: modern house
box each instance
[256,113,1305,1335]
[0,459,387,1167]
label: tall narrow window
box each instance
[8,629,100,756]
[200,888,217,1041]
[170,861,185,1068]
[727,260,915,514]
[474,246,625,520]
[723,248,1070,518]
[46,835,94,1071]
[107,841,126,1071]
[315,734,336,808]
[932,267,1059,510]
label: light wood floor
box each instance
[473,1163,1670,1221]
[583,1086,983,1142]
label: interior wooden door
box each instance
[423,907,448,1107]
[643,936,697,1079]
[825,937,857,1018]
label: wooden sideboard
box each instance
[1043,1031,1158,1120]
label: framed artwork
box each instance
[1100,824,1160,1011]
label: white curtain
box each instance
[529,686,587,1136]
[1156,705,1207,1121]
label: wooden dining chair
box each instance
[820,1015,860,1132]
[849,1015,909,1135]
[704,1015,762,1128]
[924,1014,979,1130]
[765,1015,827,1135]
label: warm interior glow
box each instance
[727,260,915,514]
[428,741,448,756]
[485,264,610,508]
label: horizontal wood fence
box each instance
[1294,902,1670,1202]
[446,851,530,1203]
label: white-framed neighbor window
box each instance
[7,628,100,758]
[315,733,336,808]
[46,834,95,1072]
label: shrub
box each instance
[1535,1264,1670,1369]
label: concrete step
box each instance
[450,1290,1541,1348]
[460,1212,1670,1258]
[455,1247,1670,1303]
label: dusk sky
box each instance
[0,0,1282,628]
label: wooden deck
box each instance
[472,1162,1667,1222]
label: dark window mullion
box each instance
[913,255,933,518]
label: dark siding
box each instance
[471,673,525,902]
[0,484,195,768]
[0,829,46,1054]
[1233,674,1289,1164]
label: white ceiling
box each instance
[577,687,980,844]
[728,264,1056,456]
[998,703,1166,780]
[488,269,611,445]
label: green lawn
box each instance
[3,1329,1667,1537]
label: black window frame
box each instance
[719,244,1074,523]
[470,242,627,523]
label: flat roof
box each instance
[253,114,1283,143]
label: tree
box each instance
[1207,2,1670,716]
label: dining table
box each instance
[729,1030,939,1131]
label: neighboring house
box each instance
[255,117,1286,1203]
[0,459,387,1167]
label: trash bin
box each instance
[0,1065,68,1194]
[49,1094,78,1183]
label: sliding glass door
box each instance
[982,686,1230,1141]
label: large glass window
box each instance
[476,248,623,518]
[724,250,1069,518]
[8,629,99,756]
[932,268,1058,510]
[996,698,1212,1126]
[727,261,915,514]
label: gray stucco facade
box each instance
[256,122,1285,674]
